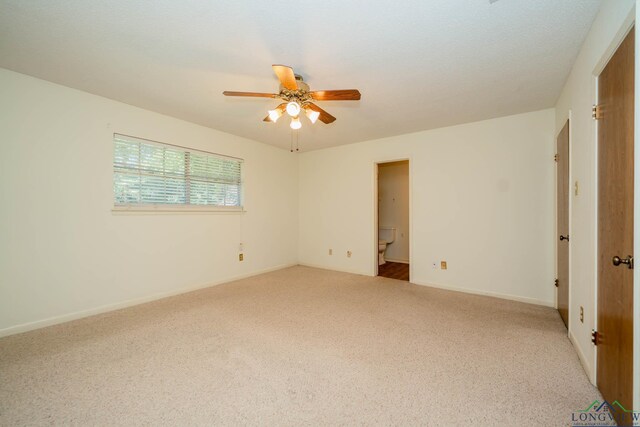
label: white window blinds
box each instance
[113,134,243,209]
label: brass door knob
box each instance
[612,255,634,269]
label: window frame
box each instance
[112,133,245,213]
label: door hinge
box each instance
[554,153,558,162]
[554,278,559,287]
[591,329,600,346]
[592,104,602,120]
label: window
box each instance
[113,134,243,211]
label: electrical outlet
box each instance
[347,251,352,258]
[580,306,584,323]
[239,253,244,261]
[441,261,447,270]
[329,249,333,255]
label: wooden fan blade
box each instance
[310,89,361,101]
[306,103,336,124]
[223,91,277,98]
[263,103,287,122]
[272,65,298,90]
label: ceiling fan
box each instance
[223,65,361,130]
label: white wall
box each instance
[378,161,409,263]
[299,109,556,307]
[0,69,298,335]
[553,0,636,386]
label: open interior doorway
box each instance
[556,119,570,329]
[376,160,410,281]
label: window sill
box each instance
[112,205,246,214]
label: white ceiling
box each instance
[0,0,601,151]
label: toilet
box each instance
[378,227,396,265]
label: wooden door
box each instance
[556,121,570,328]
[597,27,634,416]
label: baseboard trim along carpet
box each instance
[411,279,555,308]
[297,262,371,277]
[0,263,297,338]
[570,330,596,386]
[298,263,553,308]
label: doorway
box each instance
[556,120,570,329]
[376,160,410,281]
[596,26,634,418]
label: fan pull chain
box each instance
[290,131,293,152]
[296,131,299,152]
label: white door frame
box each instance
[373,158,413,281]
[554,113,572,338]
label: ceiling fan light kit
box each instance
[268,108,283,123]
[305,107,320,124]
[286,101,301,117]
[223,64,361,132]
[290,117,302,130]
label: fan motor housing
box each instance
[279,74,310,93]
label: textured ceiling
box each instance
[0,0,601,151]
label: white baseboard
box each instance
[0,263,297,338]
[569,330,596,386]
[411,279,555,308]
[384,258,409,264]
[297,262,371,277]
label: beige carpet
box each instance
[0,266,599,426]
